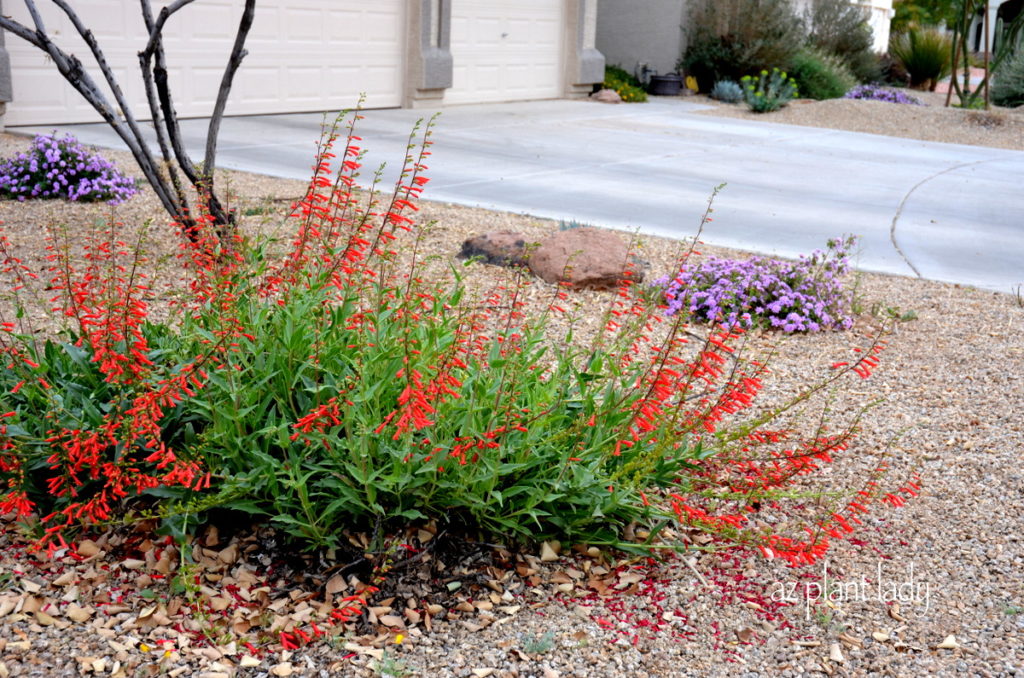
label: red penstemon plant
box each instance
[0,108,915,577]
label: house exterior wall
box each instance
[595,0,688,78]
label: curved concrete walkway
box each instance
[15,98,1023,293]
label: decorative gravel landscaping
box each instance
[0,101,1022,678]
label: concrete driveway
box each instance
[15,98,1024,293]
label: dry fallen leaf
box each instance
[64,602,92,623]
[77,540,101,558]
[269,663,293,677]
[218,544,239,565]
[838,632,863,649]
[325,574,346,595]
[872,631,890,642]
[829,642,845,663]
[378,614,405,628]
[34,610,56,626]
[51,572,77,587]
[936,635,959,650]
[540,541,560,562]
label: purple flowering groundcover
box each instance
[0,133,138,205]
[655,236,857,333]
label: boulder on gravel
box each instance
[527,227,644,290]
[460,230,531,267]
[590,88,622,104]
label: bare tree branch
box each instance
[203,0,255,179]
[49,0,184,220]
[139,0,194,62]
[139,0,234,228]
[1,0,251,243]
[139,0,191,222]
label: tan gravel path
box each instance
[0,95,1022,678]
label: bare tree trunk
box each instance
[0,0,257,244]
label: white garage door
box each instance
[3,0,404,126]
[446,0,564,105]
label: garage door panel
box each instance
[190,68,226,108]
[5,0,404,126]
[327,11,365,43]
[247,7,281,43]
[285,9,324,43]
[446,0,564,105]
[237,67,282,104]
[286,67,324,101]
[190,4,237,42]
[77,2,129,38]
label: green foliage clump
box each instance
[891,0,958,34]
[603,65,648,102]
[680,0,806,92]
[992,49,1024,108]
[741,68,799,112]
[789,47,857,100]
[710,80,744,103]
[889,27,953,91]
[804,0,880,82]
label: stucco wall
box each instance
[596,0,688,78]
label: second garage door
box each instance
[446,0,564,105]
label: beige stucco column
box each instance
[564,0,605,98]
[405,0,454,108]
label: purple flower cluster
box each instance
[0,133,138,205]
[655,236,857,333]
[844,84,924,105]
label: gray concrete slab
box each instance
[12,97,1023,293]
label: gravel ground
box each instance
[691,91,1024,151]
[0,98,1022,678]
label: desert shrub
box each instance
[844,83,924,104]
[789,48,857,99]
[876,51,912,87]
[891,0,958,34]
[890,27,953,90]
[0,133,137,204]
[710,80,744,103]
[656,236,856,332]
[680,0,805,92]
[992,48,1024,108]
[741,68,799,112]
[603,64,648,102]
[804,0,880,82]
[0,114,909,570]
